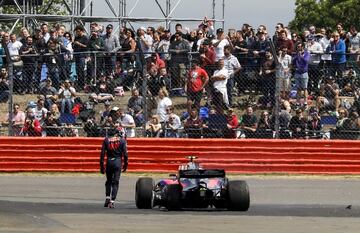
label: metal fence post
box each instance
[7,63,14,136]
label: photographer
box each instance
[22,108,42,137]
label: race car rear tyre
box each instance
[165,184,182,211]
[135,177,154,209]
[227,180,250,211]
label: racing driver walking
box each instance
[100,127,128,208]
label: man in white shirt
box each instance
[116,108,136,138]
[224,45,241,107]
[306,35,323,95]
[138,27,153,60]
[156,89,172,123]
[211,58,229,113]
[7,34,23,59]
[212,28,232,62]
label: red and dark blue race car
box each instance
[135,156,250,211]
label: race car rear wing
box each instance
[179,169,226,179]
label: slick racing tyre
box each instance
[135,177,154,209]
[165,184,182,211]
[227,180,250,211]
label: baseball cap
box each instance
[216,28,224,34]
[111,106,119,112]
[307,35,315,41]
[106,24,113,29]
[139,26,146,31]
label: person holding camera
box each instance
[99,127,128,208]
[22,108,42,136]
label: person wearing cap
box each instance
[317,75,340,113]
[212,28,232,62]
[21,107,42,137]
[103,24,120,76]
[186,59,209,113]
[73,25,89,89]
[100,126,128,209]
[137,26,153,60]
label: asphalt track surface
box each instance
[0,174,360,233]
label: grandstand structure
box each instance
[0,0,225,32]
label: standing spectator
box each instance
[169,31,190,88]
[45,38,64,89]
[58,79,76,114]
[103,24,120,75]
[41,23,50,43]
[0,70,9,103]
[7,33,23,63]
[199,39,216,76]
[223,45,241,107]
[328,32,346,86]
[277,46,292,100]
[19,27,30,45]
[259,50,276,107]
[21,108,42,137]
[319,29,332,76]
[348,26,360,63]
[212,28,232,62]
[275,29,294,55]
[87,29,105,80]
[157,29,171,61]
[116,107,136,138]
[138,27,153,61]
[289,108,307,139]
[156,89,172,123]
[211,58,229,113]
[186,60,209,112]
[40,78,58,110]
[72,25,89,90]
[63,32,74,81]
[239,105,257,138]
[121,28,137,55]
[184,108,203,138]
[292,43,310,107]
[127,88,145,127]
[20,36,38,93]
[305,35,323,95]
[192,29,206,52]
[170,23,187,42]
[1,103,26,136]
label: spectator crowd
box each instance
[1,17,360,139]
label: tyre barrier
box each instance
[0,137,360,174]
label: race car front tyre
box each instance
[165,184,182,211]
[135,177,154,209]
[227,180,250,211]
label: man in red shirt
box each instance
[186,59,209,112]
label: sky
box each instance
[91,0,296,35]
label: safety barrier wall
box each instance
[1,137,360,175]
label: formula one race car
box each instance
[135,156,250,211]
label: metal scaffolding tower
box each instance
[0,0,225,33]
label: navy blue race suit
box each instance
[100,136,128,202]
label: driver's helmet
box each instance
[178,161,202,170]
